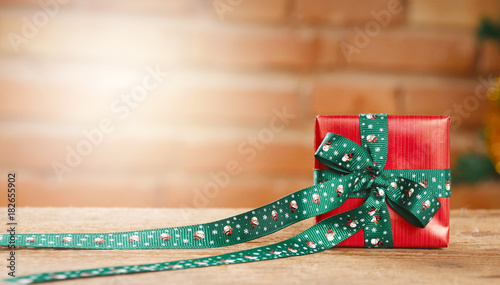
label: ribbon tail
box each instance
[0,175,360,250]
[363,198,393,248]
[4,198,376,284]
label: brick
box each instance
[0,58,150,90]
[0,125,181,174]
[127,72,302,126]
[83,134,181,174]
[5,172,160,207]
[0,10,185,63]
[408,0,500,29]
[188,27,317,70]
[0,123,311,176]
[341,30,477,75]
[310,75,399,115]
[401,78,489,129]
[0,128,79,172]
[210,0,288,23]
[293,0,405,26]
[477,40,500,75]
[0,170,313,208]
[0,0,195,15]
[158,175,313,208]
[317,31,344,68]
[180,137,313,176]
[69,0,196,15]
[0,78,111,123]
[0,72,301,127]
[0,57,176,119]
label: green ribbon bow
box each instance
[2,114,450,284]
[314,113,448,247]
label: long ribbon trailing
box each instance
[2,114,451,284]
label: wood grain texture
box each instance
[0,208,499,284]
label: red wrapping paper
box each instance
[314,115,450,247]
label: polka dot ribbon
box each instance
[2,114,450,284]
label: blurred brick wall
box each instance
[0,0,499,208]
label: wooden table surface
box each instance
[1,208,499,285]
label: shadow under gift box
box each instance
[314,115,450,248]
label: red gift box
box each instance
[314,115,450,248]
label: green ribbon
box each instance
[2,114,450,284]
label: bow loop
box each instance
[315,133,375,174]
[384,177,441,228]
